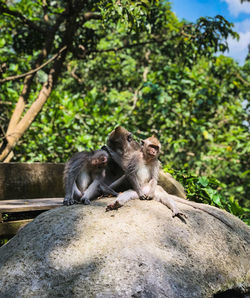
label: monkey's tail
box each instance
[170,195,235,230]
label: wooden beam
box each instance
[0,197,63,213]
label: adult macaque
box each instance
[106,132,187,199]
[63,126,140,206]
[106,136,235,229]
[63,150,118,206]
[106,136,184,217]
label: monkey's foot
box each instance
[106,201,122,212]
[80,197,91,205]
[63,197,75,206]
[172,211,187,219]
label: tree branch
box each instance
[0,2,46,34]
[0,46,67,83]
[90,40,159,54]
[42,0,49,23]
[6,12,66,135]
[235,73,250,86]
[0,9,76,162]
[83,12,101,21]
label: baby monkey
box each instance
[106,136,184,217]
[63,149,118,206]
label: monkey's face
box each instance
[146,145,159,158]
[107,126,139,155]
[91,152,108,168]
[142,136,161,161]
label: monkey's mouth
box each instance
[148,152,156,158]
[98,162,107,168]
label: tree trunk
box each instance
[0,13,77,162]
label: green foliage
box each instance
[0,0,249,223]
[0,238,9,247]
[164,165,250,224]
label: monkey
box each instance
[63,150,119,206]
[64,126,186,207]
[106,136,185,217]
[63,126,140,206]
[105,130,187,199]
[63,126,188,210]
[100,126,141,189]
[105,136,237,229]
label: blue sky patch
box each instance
[171,0,250,64]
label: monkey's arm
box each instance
[80,179,102,205]
[73,181,82,199]
[102,146,125,170]
[125,153,148,199]
[80,177,119,204]
[108,175,127,189]
[104,146,146,198]
[99,182,119,197]
[145,160,160,200]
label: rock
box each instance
[0,198,249,298]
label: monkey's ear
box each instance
[115,126,122,132]
[140,140,144,146]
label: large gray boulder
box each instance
[0,198,249,298]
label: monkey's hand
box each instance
[99,183,119,197]
[139,192,153,200]
[101,146,115,159]
[106,201,122,212]
[147,190,155,200]
[63,196,75,206]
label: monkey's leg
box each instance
[73,181,82,201]
[64,177,78,206]
[106,190,139,211]
[154,186,186,218]
[80,180,101,205]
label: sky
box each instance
[171,0,250,65]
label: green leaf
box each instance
[198,177,209,187]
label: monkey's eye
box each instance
[127,134,132,142]
[150,145,159,151]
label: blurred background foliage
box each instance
[0,0,249,223]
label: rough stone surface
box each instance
[0,198,249,298]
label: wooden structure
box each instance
[0,163,64,237]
